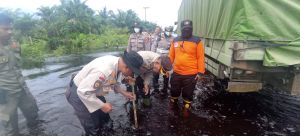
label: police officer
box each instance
[150,26,162,94]
[65,51,143,136]
[126,51,172,107]
[152,26,174,97]
[150,26,162,52]
[127,22,149,52]
[0,13,39,136]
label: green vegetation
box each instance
[0,0,156,67]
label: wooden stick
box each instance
[132,83,138,128]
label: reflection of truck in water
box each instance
[177,0,300,95]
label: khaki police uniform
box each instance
[156,36,174,55]
[150,33,161,52]
[127,33,148,52]
[153,36,174,94]
[65,55,124,135]
[125,51,160,106]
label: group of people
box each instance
[0,12,205,136]
[67,20,205,135]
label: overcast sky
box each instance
[0,0,182,28]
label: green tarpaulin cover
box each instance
[178,0,300,66]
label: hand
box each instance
[144,84,150,95]
[124,76,136,86]
[165,71,170,78]
[101,103,112,113]
[122,91,134,101]
[194,74,204,81]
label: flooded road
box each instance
[0,51,299,136]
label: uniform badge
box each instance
[0,56,8,63]
[107,71,117,85]
[174,42,179,48]
[99,74,105,81]
[93,80,102,89]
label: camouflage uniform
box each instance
[150,33,161,52]
[156,36,174,55]
[142,32,151,51]
[153,33,174,96]
[0,43,38,136]
[127,33,148,52]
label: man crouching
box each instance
[65,51,143,136]
[125,51,172,107]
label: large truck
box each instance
[177,0,300,95]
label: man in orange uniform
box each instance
[168,20,205,117]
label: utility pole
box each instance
[143,7,149,22]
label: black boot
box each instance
[169,97,179,112]
[182,99,192,118]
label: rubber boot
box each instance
[182,99,192,118]
[142,97,151,108]
[169,97,179,112]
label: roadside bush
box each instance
[21,40,47,68]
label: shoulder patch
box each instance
[174,42,179,48]
[0,56,8,63]
[174,36,201,44]
[99,73,106,81]
[93,80,102,89]
[190,36,201,44]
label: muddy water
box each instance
[0,51,299,136]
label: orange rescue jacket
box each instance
[168,36,205,75]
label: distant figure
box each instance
[0,13,39,136]
[142,31,151,51]
[152,26,175,97]
[150,26,162,52]
[65,51,143,135]
[127,22,149,52]
[168,20,205,118]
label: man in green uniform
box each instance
[0,13,39,136]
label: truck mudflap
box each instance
[227,82,262,93]
[291,72,300,95]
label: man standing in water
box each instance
[0,13,39,136]
[65,51,143,136]
[169,20,205,118]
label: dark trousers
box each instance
[65,79,110,136]
[170,72,197,101]
[162,75,169,93]
[153,73,169,93]
[153,73,159,91]
[126,76,150,99]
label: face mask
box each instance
[165,32,170,36]
[181,28,193,39]
[134,28,140,33]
